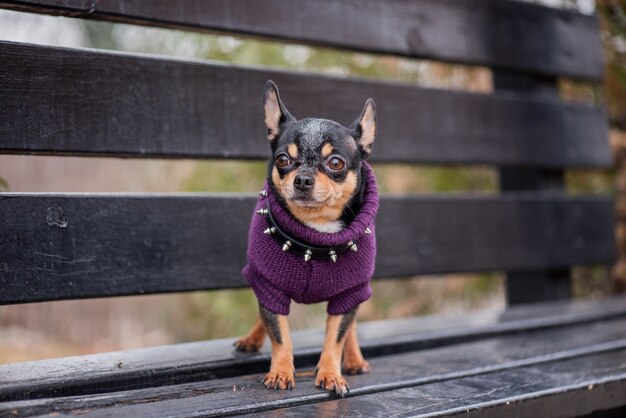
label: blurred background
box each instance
[0,0,624,364]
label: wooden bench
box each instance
[1,1,624,416]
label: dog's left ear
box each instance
[350,98,376,159]
[264,80,296,142]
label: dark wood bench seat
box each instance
[2,297,626,416]
[0,0,622,416]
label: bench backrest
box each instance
[0,0,615,306]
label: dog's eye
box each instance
[275,154,291,168]
[327,157,345,171]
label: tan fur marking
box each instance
[342,321,370,375]
[234,318,267,352]
[316,314,350,395]
[321,143,334,158]
[263,314,295,390]
[272,166,298,199]
[287,144,298,159]
[286,171,357,225]
[273,165,358,226]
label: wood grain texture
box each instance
[0,0,604,79]
[1,297,625,402]
[261,351,626,418]
[495,70,573,305]
[0,1,618,415]
[0,41,611,167]
[0,193,616,305]
[2,309,626,415]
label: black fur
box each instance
[336,309,357,343]
[259,304,282,344]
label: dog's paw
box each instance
[233,336,264,352]
[262,368,296,390]
[342,359,370,375]
[315,370,349,397]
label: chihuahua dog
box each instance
[235,80,378,397]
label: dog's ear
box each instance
[264,80,295,142]
[350,98,376,159]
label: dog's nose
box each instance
[294,174,315,191]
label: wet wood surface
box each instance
[2,297,625,402]
[2,299,626,416]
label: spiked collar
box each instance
[255,162,379,263]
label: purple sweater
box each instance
[242,162,379,315]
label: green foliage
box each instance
[0,176,8,191]
[82,21,117,50]
[597,0,626,130]
[374,165,497,195]
[573,266,613,299]
[566,169,615,194]
[367,273,503,321]
[179,290,260,341]
[430,167,498,194]
[182,161,266,193]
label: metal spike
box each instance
[329,250,337,263]
[282,240,292,252]
[263,227,276,235]
[304,250,312,262]
[348,241,358,252]
[256,208,268,216]
[259,189,267,197]
[364,227,372,235]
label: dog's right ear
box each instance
[264,80,295,142]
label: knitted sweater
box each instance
[242,162,379,315]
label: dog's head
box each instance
[263,80,376,231]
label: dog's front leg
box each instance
[259,304,295,390]
[315,309,356,397]
[342,319,370,375]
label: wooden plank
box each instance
[0,194,616,305]
[3,297,625,402]
[0,0,605,79]
[259,352,626,418]
[495,71,572,305]
[3,314,626,415]
[0,41,611,167]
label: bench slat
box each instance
[2,297,624,401]
[0,0,604,79]
[12,352,624,417]
[0,41,611,167]
[265,351,626,418]
[2,298,625,415]
[0,194,616,305]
